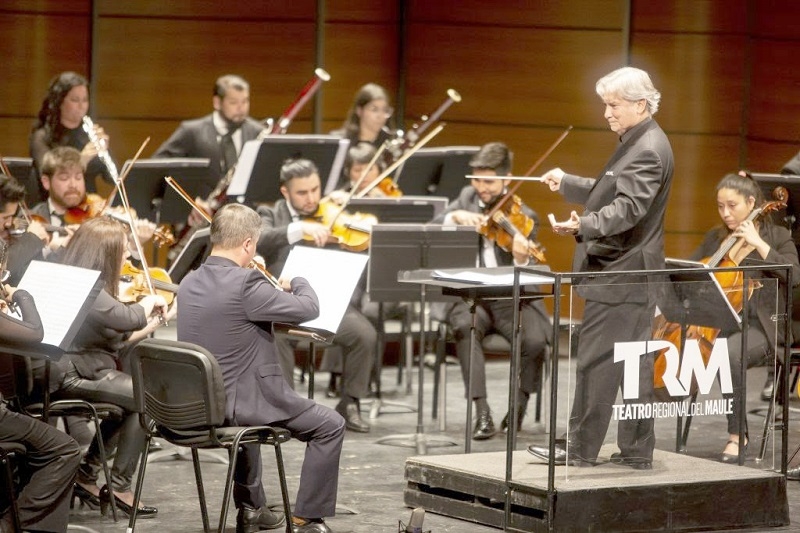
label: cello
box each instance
[652,187,788,400]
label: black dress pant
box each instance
[0,405,81,532]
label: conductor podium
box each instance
[402,264,790,532]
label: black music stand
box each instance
[228,135,350,205]
[115,158,211,223]
[370,224,478,453]
[2,157,40,204]
[347,196,448,223]
[167,227,211,284]
[659,259,743,454]
[394,146,479,198]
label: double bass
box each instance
[652,187,787,400]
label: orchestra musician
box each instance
[178,203,343,533]
[431,142,551,440]
[328,143,389,202]
[331,83,395,168]
[29,71,113,196]
[0,286,81,533]
[41,217,173,518]
[688,173,800,462]
[153,74,266,222]
[257,159,376,433]
[528,67,674,469]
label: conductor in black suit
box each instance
[528,66,674,469]
[178,203,345,533]
[153,74,265,209]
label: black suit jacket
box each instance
[560,117,674,303]
[177,256,320,425]
[153,113,265,190]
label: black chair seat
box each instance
[157,425,291,448]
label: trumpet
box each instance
[388,88,461,158]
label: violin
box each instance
[651,187,787,400]
[63,193,106,225]
[119,260,178,304]
[479,194,546,263]
[303,198,377,253]
[374,177,402,198]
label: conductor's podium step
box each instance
[404,446,788,532]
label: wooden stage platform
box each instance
[405,445,789,532]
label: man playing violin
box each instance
[257,158,376,434]
[431,142,551,440]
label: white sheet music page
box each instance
[17,261,101,348]
[280,247,368,334]
[226,139,260,196]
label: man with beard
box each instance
[430,142,551,440]
[153,74,266,216]
[257,159,376,434]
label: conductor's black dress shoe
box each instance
[786,466,800,481]
[472,411,496,440]
[527,440,592,466]
[609,452,652,470]
[335,401,370,433]
[237,505,285,532]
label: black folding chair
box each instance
[128,338,293,533]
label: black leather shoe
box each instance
[761,379,774,401]
[147,440,164,454]
[99,485,157,518]
[293,519,333,532]
[786,466,800,481]
[472,412,496,440]
[527,440,592,466]
[720,440,748,463]
[335,401,370,433]
[237,505,285,532]
[500,404,526,432]
[610,452,652,470]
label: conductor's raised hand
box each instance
[548,211,581,236]
[542,168,565,192]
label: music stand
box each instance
[347,196,448,223]
[659,258,742,453]
[2,157,40,204]
[369,224,478,453]
[228,135,350,204]
[167,227,211,284]
[115,158,211,223]
[394,146,479,198]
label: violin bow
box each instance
[164,177,282,289]
[104,137,150,210]
[484,125,572,220]
[354,123,446,200]
[324,143,388,232]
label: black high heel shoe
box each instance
[720,439,749,463]
[71,483,101,510]
[99,484,158,518]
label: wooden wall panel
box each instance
[404,23,623,130]
[631,0,748,34]
[753,2,800,39]
[1,1,89,14]
[746,140,799,174]
[630,33,747,136]
[748,39,800,143]
[323,22,399,125]
[326,0,398,22]
[0,11,90,117]
[409,0,625,29]
[96,1,314,19]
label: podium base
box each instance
[376,430,458,455]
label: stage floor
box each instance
[63,325,800,532]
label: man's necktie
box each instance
[220,132,237,174]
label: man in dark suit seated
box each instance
[431,142,551,440]
[153,74,266,220]
[257,159,377,434]
[178,203,344,533]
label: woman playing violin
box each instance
[689,172,800,463]
[430,142,551,438]
[29,71,114,196]
[41,216,175,517]
[327,143,390,203]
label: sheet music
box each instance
[17,261,101,348]
[280,247,368,334]
[227,139,260,196]
[664,257,742,325]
